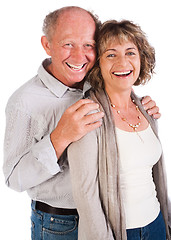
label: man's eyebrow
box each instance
[84,40,96,44]
[58,39,73,44]
[58,39,96,45]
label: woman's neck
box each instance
[106,88,132,110]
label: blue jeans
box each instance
[126,211,166,240]
[31,201,79,240]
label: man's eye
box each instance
[64,43,73,48]
[85,44,95,49]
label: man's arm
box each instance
[3,99,104,192]
[3,94,158,192]
[3,105,60,192]
[51,95,160,159]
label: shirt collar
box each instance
[38,58,91,98]
[38,58,69,97]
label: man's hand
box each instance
[142,96,161,119]
[50,99,104,158]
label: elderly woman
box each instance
[68,20,171,240]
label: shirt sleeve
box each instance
[3,103,60,192]
[68,129,114,240]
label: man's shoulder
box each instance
[6,74,49,113]
[7,75,38,101]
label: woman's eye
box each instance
[107,54,115,58]
[127,52,135,56]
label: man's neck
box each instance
[45,63,85,90]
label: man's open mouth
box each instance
[113,70,133,77]
[66,62,86,70]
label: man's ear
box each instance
[41,36,51,56]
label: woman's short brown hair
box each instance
[89,20,155,90]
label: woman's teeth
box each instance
[113,70,132,76]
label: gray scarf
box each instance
[90,88,170,240]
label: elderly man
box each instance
[3,6,160,240]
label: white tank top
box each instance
[115,125,162,229]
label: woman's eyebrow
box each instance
[126,47,137,50]
[104,47,137,52]
[104,48,117,52]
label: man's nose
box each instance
[71,46,86,61]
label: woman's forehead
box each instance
[100,35,136,53]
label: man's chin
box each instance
[66,78,84,89]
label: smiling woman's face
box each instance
[99,39,141,94]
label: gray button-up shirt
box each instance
[3,58,91,208]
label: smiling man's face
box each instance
[42,8,96,87]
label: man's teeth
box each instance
[114,70,132,76]
[66,63,84,70]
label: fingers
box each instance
[50,99,105,159]
[141,96,161,119]
[142,96,156,111]
[146,106,159,115]
[84,111,104,125]
[141,95,152,106]
[84,120,103,133]
[152,113,161,120]
[67,99,95,112]
[147,106,161,120]
[66,99,103,124]
[142,96,157,112]
[76,102,100,117]
[53,99,104,144]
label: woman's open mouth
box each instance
[113,70,133,77]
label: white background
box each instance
[0,0,170,239]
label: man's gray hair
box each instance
[42,6,101,42]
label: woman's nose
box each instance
[116,55,128,66]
